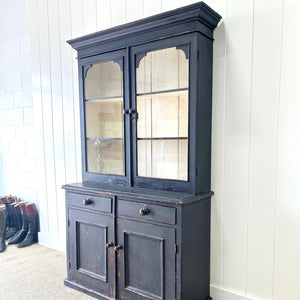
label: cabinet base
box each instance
[64,278,113,300]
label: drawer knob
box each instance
[139,207,150,216]
[114,245,123,252]
[106,241,114,248]
[83,198,93,205]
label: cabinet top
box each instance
[62,182,213,206]
[67,1,221,54]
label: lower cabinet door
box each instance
[68,208,115,298]
[116,219,176,300]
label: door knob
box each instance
[129,108,138,120]
[106,241,114,248]
[114,245,123,252]
[82,198,93,205]
[139,207,150,216]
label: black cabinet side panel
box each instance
[181,197,211,300]
[195,33,214,194]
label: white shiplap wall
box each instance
[25,0,300,299]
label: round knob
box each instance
[114,245,123,252]
[106,241,114,248]
[83,198,93,205]
[139,207,150,216]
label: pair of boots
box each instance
[0,197,39,253]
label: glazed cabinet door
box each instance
[68,208,115,298]
[130,34,198,193]
[116,219,176,300]
[79,49,131,186]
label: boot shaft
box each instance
[0,204,7,236]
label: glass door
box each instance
[134,45,189,182]
[80,50,129,184]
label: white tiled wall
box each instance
[0,0,36,202]
[1,0,300,299]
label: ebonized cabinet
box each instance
[63,2,221,300]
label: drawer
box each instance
[67,192,112,213]
[117,199,176,225]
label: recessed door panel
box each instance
[77,221,106,279]
[124,232,163,298]
[68,208,115,297]
[117,219,175,300]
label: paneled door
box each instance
[68,209,115,298]
[116,219,176,300]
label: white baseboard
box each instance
[38,232,66,253]
[210,285,256,300]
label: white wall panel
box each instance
[111,0,126,26]
[222,0,253,292]
[37,0,59,238]
[70,0,84,183]
[59,0,78,185]
[162,0,182,11]
[210,0,226,287]
[126,0,143,22]
[274,0,300,299]
[83,0,97,34]
[246,0,282,298]
[143,0,161,17]
[97,0,112,29]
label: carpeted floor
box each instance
[0,243,94,300]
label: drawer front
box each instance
[117,199,176,225]
[67,192,112,213]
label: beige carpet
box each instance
[0,243,94,300]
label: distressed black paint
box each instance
[63,2,221,300]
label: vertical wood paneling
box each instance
[126,0,143,22]
[111,0,126,26]
[143,0,161,17]
[82,0,97,34]
[274,0,300,299]
[210,0,227,287]
[47,0,66,243]
[28,0,49,234]
[246,0,282,298]
[97,0,111,30]
[37,0,58,237]
[162,0,182,12]
[59,0,77,185]
[222,0,253,292]
[70,0,84,183]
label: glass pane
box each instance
[85,99,124,138]
[136,47,188,94]
[86,140,124,175]
[137,90,188,138]
[138,139,188,180]
[85,60,123,99]
[136,45,189,181]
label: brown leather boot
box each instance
[18,203,39,248]
[0,204,7,252]
[8,203,28,245]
